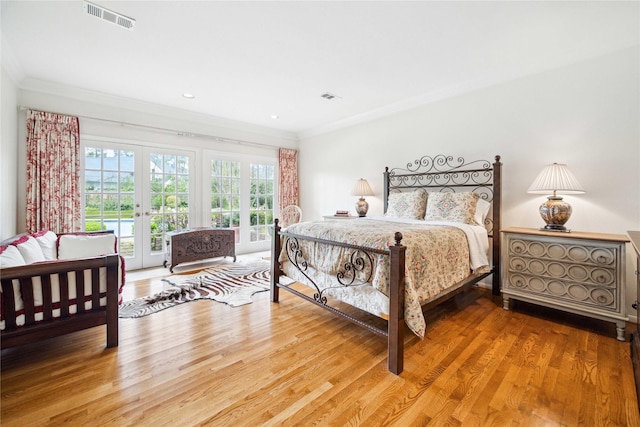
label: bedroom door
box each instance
[82,143,194,270]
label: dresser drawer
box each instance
[508,237,616,267]
[505,269,620,313]
[507,255,616,286]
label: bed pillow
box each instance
[384,189,428,220]
[32,230,58,260]
[57,233,117,260]
[425,192,479,225]
[474,198,491,227]
[11,235,47,264]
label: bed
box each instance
[270,154,502,374]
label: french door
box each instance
[82,141,194,270]
[205,152,276,254]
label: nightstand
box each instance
[501,227,629,341]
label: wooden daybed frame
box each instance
[270,154,502,374]
[1,254,120,349]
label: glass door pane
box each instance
[210,159,241,243]
[145,151,192,267]
[83,147,136,259]
[249,163,275,243]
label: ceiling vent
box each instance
[83,1,136,31]
[321,92,339,100]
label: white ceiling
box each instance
[2,1,639,138]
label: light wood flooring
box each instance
[2,259,639,426]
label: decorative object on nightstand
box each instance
[352,178,374,217]
[527,162,585,232]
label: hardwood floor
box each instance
[2,261,639,426]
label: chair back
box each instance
[281,205,302,227]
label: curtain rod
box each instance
[17,105,282,150]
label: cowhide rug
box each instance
[119,260,271,318]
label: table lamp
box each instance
[527,163,585,232]
[352,178,374,217]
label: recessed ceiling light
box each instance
[182,93,195,99]
[271,114,279,119]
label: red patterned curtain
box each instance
[278,148,299,212]
[26,110,81,233]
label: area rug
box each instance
[119,260,271,318]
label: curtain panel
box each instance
[278,148,299,212]
[26,110,81,234]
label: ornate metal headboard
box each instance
[383,154,502,294]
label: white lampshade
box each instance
[527,163,585,195]
[351,178,374,197]
[528,163,585,232]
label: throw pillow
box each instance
[425,192,479,225]
[58,233,117,260]
[32,230,58,260]
[0,244,27,268]
[11,235,46,264]
[385,189,428,220]
[0,245,26,320]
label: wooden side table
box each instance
[501,227,629,341]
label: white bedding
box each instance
[279,217,490,338]
[362,216,490,270]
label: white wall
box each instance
[298,46,640,321]
[1,66,18,240]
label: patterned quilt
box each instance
[279,218,488,338]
